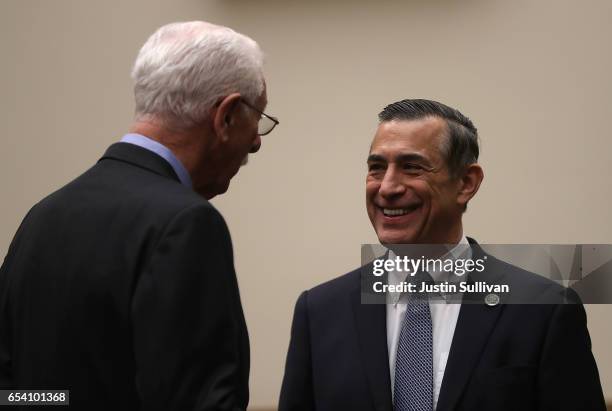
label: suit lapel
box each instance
[436,239,505,411]
[351,273,393,411]
[435,296,503,410]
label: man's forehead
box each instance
[369,117,446,155]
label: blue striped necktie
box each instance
[394,276,433,411]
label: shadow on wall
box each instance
[210,0,488,15]
[216,0,485,4]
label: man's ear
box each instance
[457,163,484,208]
[212,93,242,141]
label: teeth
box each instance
[383,208,412,216]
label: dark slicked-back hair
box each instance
[378,99,479,178]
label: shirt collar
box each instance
[120,133,192,188]
[387,235,470,284]
[428,235,471,283]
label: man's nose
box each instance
[379,168,406,198]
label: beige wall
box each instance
[1,0,611,407]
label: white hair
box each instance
[131,21,264,127]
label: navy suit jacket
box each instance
[279,240,606,411]
[0,143,249,410]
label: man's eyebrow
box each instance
[367,154,386,163]
[396,153,430,165]
[367,153,431,165]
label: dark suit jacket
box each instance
[279,239,606,411]
[0,143,249,410]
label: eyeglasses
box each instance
[240,99,279,136]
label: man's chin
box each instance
[196,179,230,200]
[376,228,419,246]
[217,180,231,196]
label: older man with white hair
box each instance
[0,21,277,411]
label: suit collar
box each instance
[435,237,505,411]
[120,134,192,187]
[99,142,181,183]
[351,265,394,411]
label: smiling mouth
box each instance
[381,204,421,217]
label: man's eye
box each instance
[403,163,423,171]
[368,164,384,172]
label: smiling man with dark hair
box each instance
[279,99,605,411]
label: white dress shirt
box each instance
[387,236,471,410]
